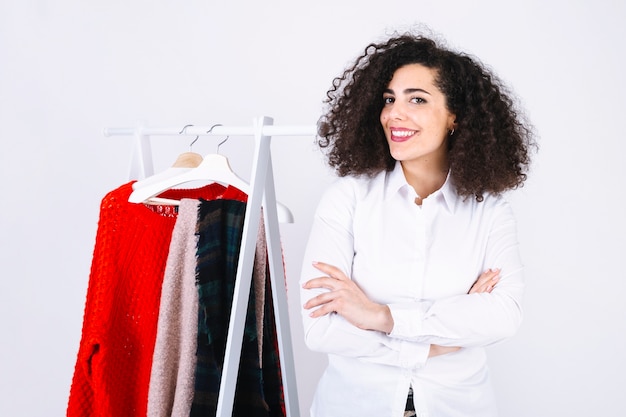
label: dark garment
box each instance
[190,199,284,417]
[261,267,285,416]
[404,387,416,417]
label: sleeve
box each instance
[388,200,525,347]
[299,179,430,369]
[67,189,120,416]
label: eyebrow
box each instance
[384,88,432,95]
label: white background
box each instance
[1,1,625,416]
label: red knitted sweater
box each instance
[67,181,247,417]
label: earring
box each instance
[449,128,455,136]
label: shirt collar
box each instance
[384,161,459,214]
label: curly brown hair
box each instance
[318,32,537,201]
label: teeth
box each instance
[393,130,416,137]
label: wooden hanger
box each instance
[171,151,203,168]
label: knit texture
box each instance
[67,181,247,417]
[146,199,201,417]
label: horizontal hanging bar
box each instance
[103,124,317,137]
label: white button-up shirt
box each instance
[300,162,524,417]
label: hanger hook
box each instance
[179,124,199,151]
[207,124,229,154]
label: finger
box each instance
[303,291,336,310]
[302,276,340,290]
[478,281,496,293]
[469,269,500,294]
[303,294,338,318]
[480,268,500,281]
[470,284,492,294]
[308,304,337,318]
[312,261,348,281]
[477,269,500,285]
[481,277,499,293]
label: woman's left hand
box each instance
[468,268,501,294]
[302,261,394,333]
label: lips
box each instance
[390,128,417,142]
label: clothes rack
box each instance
[103,122,317,181]
[104,116,316,417]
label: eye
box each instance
[410,96,427,104]
[383,95,395,105]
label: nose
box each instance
[386,102,406,121]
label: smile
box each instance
[390,129,417,142]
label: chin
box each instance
[389,149,408,161]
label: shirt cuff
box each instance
[387,301,432,339]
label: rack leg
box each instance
[263,151,301,417]
[216,116,277,416]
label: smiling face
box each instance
[380,63,456,171]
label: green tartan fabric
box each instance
[190,199,284,417]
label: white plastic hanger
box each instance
[128,128,294,223]
[132,128,204,191]
[131,153,204,191]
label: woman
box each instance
[300,32,535,417]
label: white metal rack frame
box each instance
[104,116,316,417]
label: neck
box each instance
[400,159,449,201]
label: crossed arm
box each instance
[302,262,501,357]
